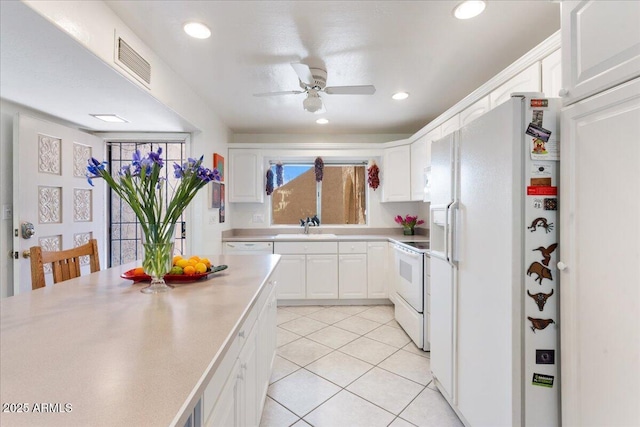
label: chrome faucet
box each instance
[300,215,320,234]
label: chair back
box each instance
[30,239,101,290]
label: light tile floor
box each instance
[261,305,463,427]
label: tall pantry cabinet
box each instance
[559,2,640,427]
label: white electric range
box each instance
[390,240,430,351]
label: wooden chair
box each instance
[30,239,101,290]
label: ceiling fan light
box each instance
[183,22,211,39]
[316,118,329,125]
[392,92,409,100]
[303,94,323,113]
[453,1,486,20]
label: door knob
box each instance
[557,261,567,271]
[558,88,569,98]
[21,222,35,239]
[22,250,31,259]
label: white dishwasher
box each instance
[223,241,273,255]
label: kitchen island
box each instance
[0,254,280,426]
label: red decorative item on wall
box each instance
[368,162,380,190]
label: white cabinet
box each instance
[366,242,388,299]
[382,144,411,202]
[560,78,640,427]
[542,49,562,98]
[440,114,460,137]
[229,150,264,203]
[206,359,241,427]
[490,62,541,108]
[204,279,277,427]
[274,255,306,300]
[339,242,367,299]
[307,255,338,298]
[410,136,428,201]
[561,1,640,104]
[274,242,338,300]
[490,62,541,107]
[459,96,490,127]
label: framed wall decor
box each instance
[211,182,221,209]
[219,183,226,223]
[213,153,225,182]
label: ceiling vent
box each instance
[115,36,151,87]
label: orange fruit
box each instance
[194,262,207,274]
[176,259,189,269]
[187,259,197,267]
[183,265,196,275]
[189,255,201,262]
[172,255,183,265]
[200,257,212,268]
[133,267,145,276]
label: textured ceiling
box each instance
[1,1,560,135]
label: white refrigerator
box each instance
[430,94,560,427]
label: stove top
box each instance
[401,241,430,251]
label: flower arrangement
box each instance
[395,214,425,235]
[87,147,220,293]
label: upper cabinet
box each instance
[459,96,490,127]
[410,136,428,201]
[440,114,460,137]
[229,149,264,203]
[382,144,411,202]
[542,49,562,98]
[561,1,640,105]
[490,62,541,108]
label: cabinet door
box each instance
[542,49,562,98]
[459,96,490,127]
[410,136,428,201]
[256,285,277,414]
[338,254,367,299]
[561,1,640,104]
[229,150,263,203]
[274,255,306,299]
[306,255,338,299]
[367,242,388,298]
[560,78,640,427]
[382,145,411,202]
[206,359,241,427]
[490,62,541,108]
[440,114,460,137]
[239,323,258,427]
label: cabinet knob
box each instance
[238,330,245,338]
[558,88,569,98]
[557,261,567,271]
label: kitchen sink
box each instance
[274,234,337,239]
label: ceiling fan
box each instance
[254,63,376,113]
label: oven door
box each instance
[392,244,424,313]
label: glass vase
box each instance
[140,223,176,294]
[403,227,415,236]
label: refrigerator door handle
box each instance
[446,201,458,267]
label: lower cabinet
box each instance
[338,254,367,298]
[203,279,277,427]
[367,242,388,298]
[275,255,306,299]
[307,255,338,298]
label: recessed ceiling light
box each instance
[392,92,409,100]
[90,114,128,123]
[316,118,329,125]
[183,22,211,39]
[453,1,486,20]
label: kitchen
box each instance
[1,1,639,427]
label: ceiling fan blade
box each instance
[253,90,305,97]
[291,63,314,85]
[324,85,376,95]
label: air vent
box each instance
[117,37,151,85]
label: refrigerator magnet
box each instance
[527,289,554,311]
[535,350,556,365]
[544,198,557,211]
[526,123,551,142]
[527,261,553,285]
[532,373,554,388]
[532,110,544,127]
[527,317,555,333]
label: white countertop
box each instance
[223,233,429,244]
[0,254,280,427]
